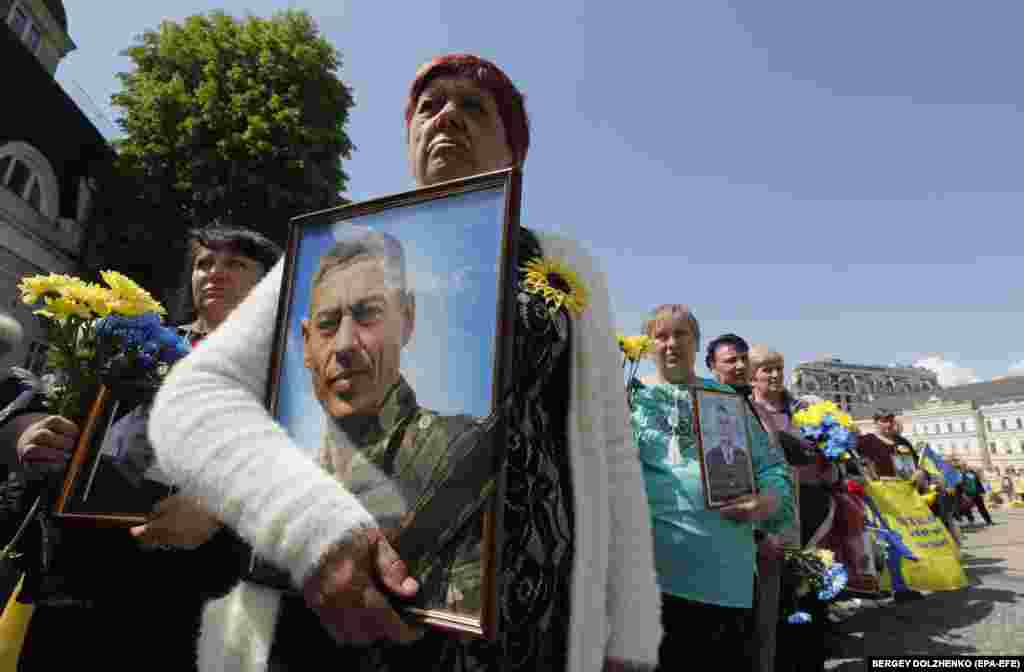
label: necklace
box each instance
[665,391,691,466]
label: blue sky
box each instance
[54,0,1024,385]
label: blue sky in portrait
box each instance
[56,0,1024,388]
[276,186,504,454]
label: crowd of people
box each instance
[0,52,995,672]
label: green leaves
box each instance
[111,9,354,243]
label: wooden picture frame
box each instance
[252,168,522,640]
[691,384,758,509]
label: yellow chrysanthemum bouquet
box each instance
[16,271,190,420]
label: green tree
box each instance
[111,9,354,244]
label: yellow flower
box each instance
[618,334,652,362]
[78,284,115,317]
[521,257,589,318]
[815,549,835,566]
[37,296,92,322]
[794,400,852,429]
[18,273,73,305]
[57,280,113,318]
[101,270,166,316]
[794,406,824,427]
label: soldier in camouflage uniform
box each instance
[300,226,492,617]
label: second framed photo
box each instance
[691,385,757,508]
[259,168,522,640]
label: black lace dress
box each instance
[269,228,576,671]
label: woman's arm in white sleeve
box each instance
[586,255,662,666]
[148,260,375,585]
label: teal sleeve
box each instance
[749,413,794,535]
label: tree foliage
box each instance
[111,10,354,244]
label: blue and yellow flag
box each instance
[865,480,967,593]
[919,445,961,489]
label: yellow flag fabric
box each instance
[0,574,34,671]
[865,480,968,593]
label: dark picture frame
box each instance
[258,168,522,640]
[691,384,757,509]
[54,384,173,528]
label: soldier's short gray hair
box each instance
[313,225,408,295]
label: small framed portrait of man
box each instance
[261,168,521,639]
[692,386,757,508]
[53,387,174,527]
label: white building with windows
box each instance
[1,0,112,372]
[900,399,990,468]
[978,400,1024,474]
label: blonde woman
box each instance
[628,305,793,670]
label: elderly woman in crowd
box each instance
[148,54,660,672]
[747,345,835,672]
[0,227,281,670]
[627,305,792,671]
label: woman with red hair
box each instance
[149,54,661,672]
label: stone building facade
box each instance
[1,0,113,372]
[790,357,939,416]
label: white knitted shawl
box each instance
[149,232,661,672]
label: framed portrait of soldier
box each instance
[691,385,757,508]
[892,450,916,480]
[52,386,174,528]
[256,168,522,640]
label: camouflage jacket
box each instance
[320,377,493,613]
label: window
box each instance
[8,160,30,195]
[6,3,42,54]
[961,421,967,433]
[1018,418,1023,430]
[1,158,42,213]
[1001,419,1008,431]
[27,180,41,210]
[947,422,953,433]
[934,423,941,434]
[26,24,40,52]
[0,142,58,218]
[8,6,27,37]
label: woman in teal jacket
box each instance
[629,304,793,671]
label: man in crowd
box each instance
[300,225,489,612]
[955,460,994,526]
